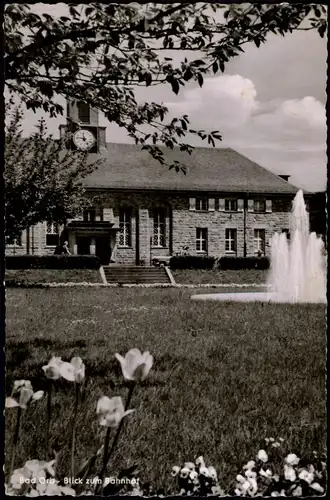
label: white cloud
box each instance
[165,75,326,192]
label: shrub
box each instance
[5,255,101,270]
[218,256,270,270]
[170,255,215,270]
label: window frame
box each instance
[254,229,266,255]
[152,208,166,247]
[119,209,132,247]
[46,222,60,247]
[196,227,208,253]
[225,228,237,254]
[195,197,209,212]
[225,199,238,212]
[254,200,266,213]
[78,102,91,123]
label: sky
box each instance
[12,3,327,192]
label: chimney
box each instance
[278,174,290,182]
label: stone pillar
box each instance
[90,238,96,255]
[138,208,150,265]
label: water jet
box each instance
[191,190,326,304]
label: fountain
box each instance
[191,190,326,304]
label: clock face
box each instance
[73,129,95,151]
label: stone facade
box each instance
[6,191,295,264]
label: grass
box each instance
[171,269,268,284]
[5,288,326,493]
[5,269,102,284]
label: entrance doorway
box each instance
[95,236,111,265]
[77,236,90,255]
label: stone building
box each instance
[6,101,303,265]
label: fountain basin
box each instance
[191,292,326,304]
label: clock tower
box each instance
[59,100,107,153]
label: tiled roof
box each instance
[83,143,299,194]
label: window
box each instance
[119,209,132,247]
[196,228,208,252]
[46,222,59,246]
[153,209,166,247]
[196,197,208,211]
[225,229,237,253]
[254,200,266,213]
[254,229,265,255]
[225,199,238,212]
[83,207,103,222]
[78,102,90,123]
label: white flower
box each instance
[235,488,243,496]
[284,464,296,482]
[259,468,272,478]
[59,357,85,383]
[272,442,280,448]
[71,357,85,383]
[243,460,256,470]
[208,466,217,481]
[257,450,268,463]
[245,469,257,479]
[285,454,300,466]
[189,470,198,481]
[184,462,195,471]
[42,357,63,380]
[10,466,31,493]
[115,348,153,381]
[96,396,135,427]
[310,482,324,493]
[195,456,205,467]
[292,485,302,497]
[298,469,314,484]
[6,381,44,410]
[236,474,246,484]
[199,466,209,477]
[271,492,280,497]
[171,466,180,477]
[180,467,190,479]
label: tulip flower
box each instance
[184,462,195,471]
[310,482,325,493]
[257,449,268,463]
[6,380,44,410]
[180,467,190,479]
[243,460,256,470]
[97,396,134,428]
[42,357,63,380]
[298,469,314,484]
[171,466,181,477]
[285,453,300,466]
[59,357,85,383]
[115,348,153,381]
[208,466,217,481]
[284,464,296,482]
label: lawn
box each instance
[5,269,102,284]
[5,288,326,493]
[171,269,268,284]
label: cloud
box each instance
[165,75,326,192]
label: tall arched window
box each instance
[119,208,132,247]
[153,208,166,247]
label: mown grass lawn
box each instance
[171,269,268,284]
[5,269,102,283]
[5,288,326,493]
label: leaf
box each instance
[145,72,152,86]
[212,61,218,73]
[170,79,180,95]
[220,61,225,73]
[254,37,261,48]
[197,73,204,87]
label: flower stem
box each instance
[46,381,52,459]
[97,383,136,495]
[8,406,22,481]
[71,383,80,479]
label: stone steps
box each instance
[103,266,171,284]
